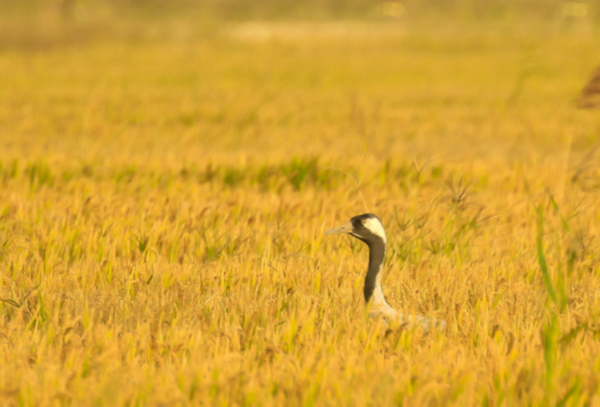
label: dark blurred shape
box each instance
[578,66,600,109]
[59,0,77,21]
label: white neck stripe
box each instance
[363,218,387,243]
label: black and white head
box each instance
[325,213,387,245]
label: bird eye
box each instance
[361,219,367,225]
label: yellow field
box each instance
[1,4,600,405]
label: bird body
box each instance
[325,213,446,331]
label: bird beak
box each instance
[324,221,354,235]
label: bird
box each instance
[325,213,446,331]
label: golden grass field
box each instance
[1,2,600,405]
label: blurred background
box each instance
[1,0,598,165]
[1,0,597,47]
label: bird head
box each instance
[325,213,387,244]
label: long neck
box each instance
[363,239,386,304]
